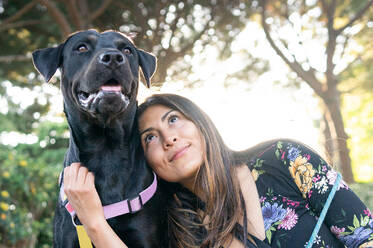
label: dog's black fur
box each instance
[32,30,167,248]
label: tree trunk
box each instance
[319,100,334,165]
[323,92,355,183]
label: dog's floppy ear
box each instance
[32,43,64,83]
[137,49,157,88]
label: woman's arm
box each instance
[236,165,266,241]
[275,141,373,247]
[63,163,128,248]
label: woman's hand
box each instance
[63,163,105,229]
[63,163,128,248]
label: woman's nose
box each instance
[163,135,177,148]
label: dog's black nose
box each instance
[99,51,125,68]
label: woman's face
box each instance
[138,104,204,188]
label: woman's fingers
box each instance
[64,162,91,195]
[77,164,89,186]
[62,163,104,228]
[86,171,95,185]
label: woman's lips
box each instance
[170,145,190,162]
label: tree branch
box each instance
[0,20,42,32]
[339,34,350,60]
[323,0,338,87]
[151,2,169,50]
[37,0,72,38]
[0,55,31,63]
[66,0,84,29]
[337,54,362,77]
[175,24,210,58]
[260,0,324,97]
[77,0,91,28]
[2,0,39,25]
[90,0,113,21]
[336,0,373,35]
[166,5,186,50]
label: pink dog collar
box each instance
[60,171,158,222]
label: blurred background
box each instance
[0,0,372,247]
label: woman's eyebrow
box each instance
[161,109,174,121]
[139,109,175,136]
[139,127,152,136]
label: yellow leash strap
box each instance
[76,225,93,248]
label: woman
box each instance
[64,94,373,247]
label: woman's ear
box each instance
[137,48,157,88]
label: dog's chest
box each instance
[80,148,131,200]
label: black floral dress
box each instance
[246,140,373,248]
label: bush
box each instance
[0,122,67,247]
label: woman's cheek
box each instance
[146,146,161,168]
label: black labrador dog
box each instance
[32,30,167,248]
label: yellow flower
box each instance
[10,222,15,228]
[0,213,5,220]
[289,156,315,198]
[1,191,9,198]
[2,172,10,178]
[0,202,9,211]
[30,184,36,195]
[251,169,259,181]
[19,160,28,167]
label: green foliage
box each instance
[340,6,373,182]
[342,92,373,183]
[0,121,68,247]
[0,0,258,86]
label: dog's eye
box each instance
[77,44,88,52]
[122,48,131,55]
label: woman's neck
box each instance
[180,178,206,202]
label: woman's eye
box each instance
[145,134,155,143]
[123,48,131,55]
[77,44,88,52]
[169,115,179,124]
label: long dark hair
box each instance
[137,94,246,248]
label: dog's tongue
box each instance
[100,85,121,92]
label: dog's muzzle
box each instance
[77,83,131,117]
[78,85,129,107]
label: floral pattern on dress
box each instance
[251,158,266,182]
[260,188,300,243]
[249,140,373,247]
[276,142,315,198]
[333,212,373,247]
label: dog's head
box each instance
[32,30,156,124]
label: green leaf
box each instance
[266,229,272,243]
[275,149,280,159]
[353,215,360,228]
[347,225,356,232]
[277,141,283,149]
[341,208,346,217]
[276,240,281,248]
[361,215,369,226]
[273,221,282,226]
